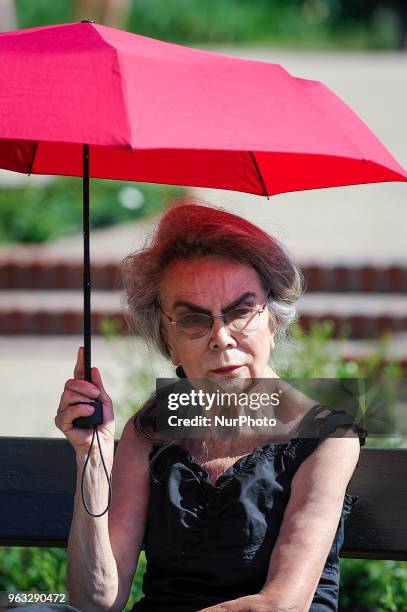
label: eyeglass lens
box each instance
[176,306,262,337]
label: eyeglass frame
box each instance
[158,290,273,338]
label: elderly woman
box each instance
[50,203,366,612]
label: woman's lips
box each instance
[211,365,244,373]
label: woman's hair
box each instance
[120,199,304,465]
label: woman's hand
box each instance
[55,346,115,455]
[198,592,283,612]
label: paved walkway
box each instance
[0,335,173,438]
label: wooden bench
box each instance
[0,437,406,560]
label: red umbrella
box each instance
[1,20,406,426]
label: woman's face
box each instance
[159,257,277,380]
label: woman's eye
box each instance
[179,314,208,326]
[228,307,253,319]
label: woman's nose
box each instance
[208,317,238,350]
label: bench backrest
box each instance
[0,437,406,559]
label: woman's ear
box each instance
[159,309,180,364]
[169,348,180,366]
[163,326,180,365]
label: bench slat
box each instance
[0,438,406,559]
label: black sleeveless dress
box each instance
[131,404,367,611]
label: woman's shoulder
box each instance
[294,403,367,444]
[284,403,367,475]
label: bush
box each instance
[0,546,146,610]
[340,558,407,611]
[0,176,185,244]
[0,547,67,592]
[14,0,403,49]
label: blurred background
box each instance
[0,1,406,610]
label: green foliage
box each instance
[125,552,147,611]
[14,0,404,50]
[0,546,146,609]
[275,320,403,380]
[340,558,407,611]
[2,545,406,610]
[0,547,67,591]
[274,320,405,450]
[0,176,185,244]
[15,0,71,29]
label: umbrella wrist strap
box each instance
[80,425,112,517]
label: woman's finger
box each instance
[55,403,95,432]
[90,367,111,405]
[74,346,85,380]
[58,390,97,412]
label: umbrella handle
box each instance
[72,400,104,428]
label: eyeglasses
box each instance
[159,292,271,339]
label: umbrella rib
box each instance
[28,142,38,176]
[249,152,269,199]
[90,23,133,147]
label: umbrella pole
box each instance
[72,145,112,517]
[83,143,92,383]
[72,144,110,513]
[72,144,104,429]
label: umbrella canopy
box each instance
[1,21,406,196]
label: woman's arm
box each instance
[198,592,286,611]
[67,417,152,611]
[200,427,361,612]
[258,427,361,610]
[68,445,118,611]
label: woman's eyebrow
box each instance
[172,292,257,314]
